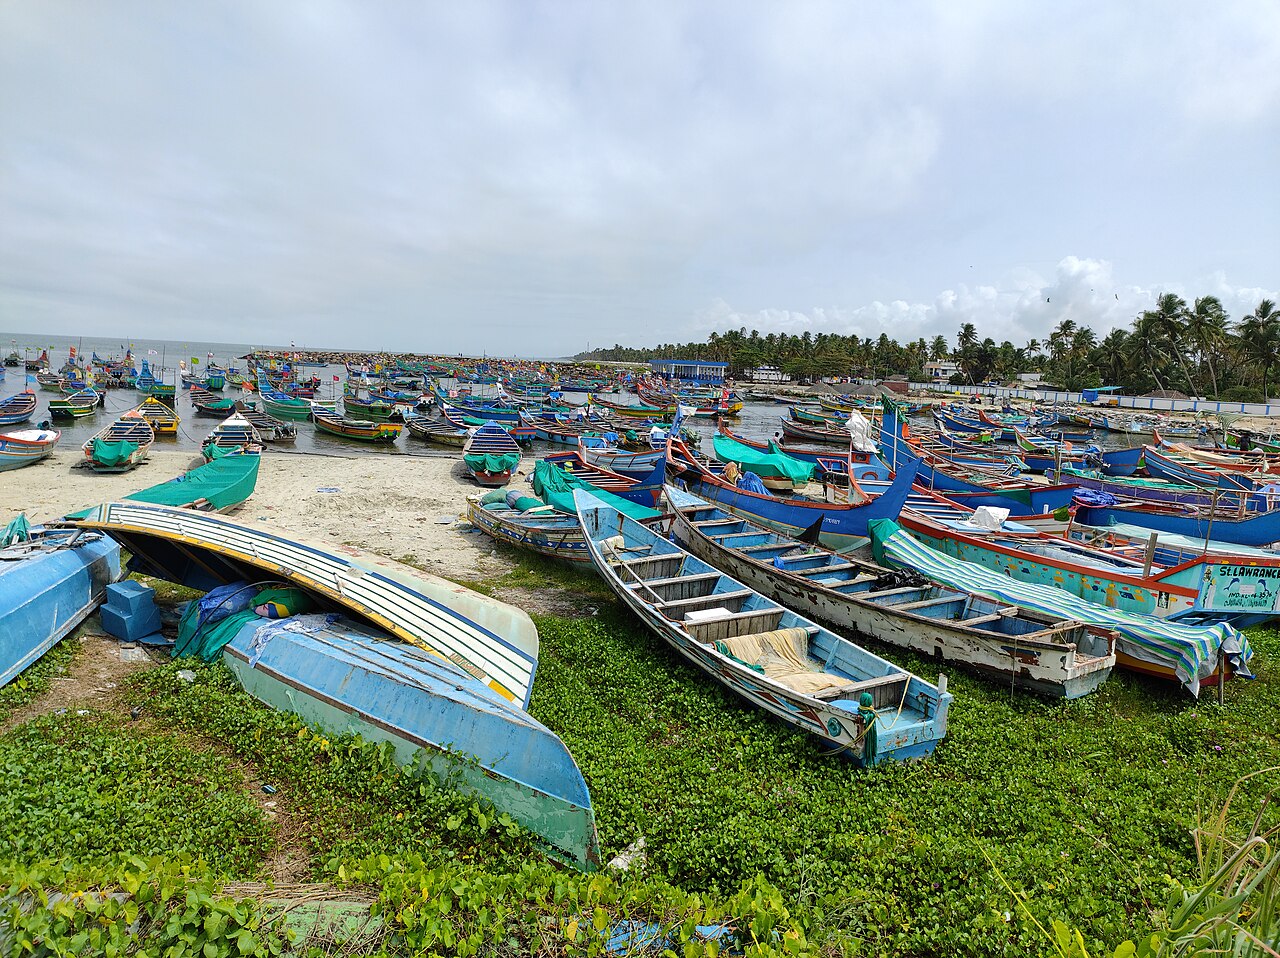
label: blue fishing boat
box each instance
[0,389,37,425]
[576,491,952,765]
[1,524,121,687]
[74,502,600,869]
[666,438,918,550]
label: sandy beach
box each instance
[0,447,520,582]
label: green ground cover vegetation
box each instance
[2,556,1279,955]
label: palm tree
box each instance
[929,335,950,360]
[1186,296,1230,398]
[1128,311,1168,392]
[1145,293,1196,394]
[1239,300,1280,399]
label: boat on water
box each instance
[404,413,469,447]
[82,410,154,473]
[463,421,522,487]
[667,487,1113,698]
[48,388,100,420]
[0,425,61,472]
[190,385,240,417]
[241,408,296,443]
[1,524,121,688]
[576,491,952,765]
[870,518,1253,696]
[0,389,38,426]
[72,502,599,869]
[135,396,180,437]
[577,436,664,479]
[312,406,402,443]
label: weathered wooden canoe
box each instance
[135,396,180,436]
[312,406,402,443]
[466,495,591,563]
[82,411,154,472]
[667,487,1112,698]
[576,491,952,766]
[463,421,521,487]
[404,413,468,446]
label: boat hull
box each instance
[1,530,121,687]
[669,496,1112,699]
[467,498,589,563]
[221,616,599,870]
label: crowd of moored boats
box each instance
[2,348,1277,871]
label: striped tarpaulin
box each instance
[868,519,1253,697]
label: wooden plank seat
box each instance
[960,609,1019,627]
[739,542,801,554]
[684,608,785,644]
[656,589,753,612]
[891,593,964,612]
[791,561,861,577]
[694,518,747,529]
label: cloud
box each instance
[0,2,1274,355]
[685,257,1280,349]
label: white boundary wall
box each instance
[908,382,1280,418]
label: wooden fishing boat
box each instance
[718,423,891,483]
[73,502,600,870]
[342,394,397,421]
[577,436,664,478]
[576,492,952,764]
[0,525,121,687]
[65,454,261,517]
[35,371,66,392]
[259,389,317,421]
[312,406,402,443]
[541,451,665,507]
[0,389,38,426]
[190,385,240,417]
[667,487,1113,698]
[666,438,918,550]
[870,518,1254,696]
[48,388,100,419]
[241,408,296,443]
[202,412,264,458]
[779,416,854,445]
[0,426,61,472]
[466,493,593,563]
[710,431,814,492]
[135,396,180,437]
[404,413,469,446]
[463,421,522,487]
[82,410,154,472]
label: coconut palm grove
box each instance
[578,294,1280,398]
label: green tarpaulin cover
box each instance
[91,438,138,466]
[175,587,314,662]
[531,459,660,521]
[65,455,260,519]
[1,514,30,547]
[712,433,814,484]
[465,453,520,473]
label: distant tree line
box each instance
[574,294,1280,400]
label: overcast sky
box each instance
[2,2,1276,356]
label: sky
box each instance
[1,2,1276,357]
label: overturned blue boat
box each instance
[73,502,600,870]
[1,522,121,687]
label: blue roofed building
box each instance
[649,359,728,383]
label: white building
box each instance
[745,365,791,383]
[923,359,961,381]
